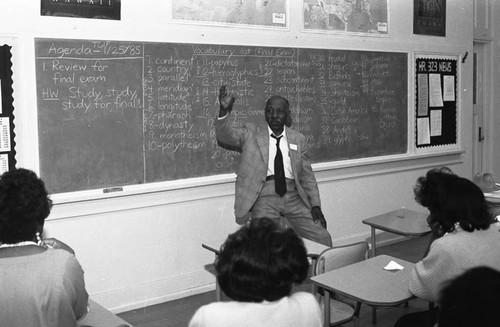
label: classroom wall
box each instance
[492,3,500,179]
[0,1,475,312]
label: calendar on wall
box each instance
[0,45,16,174]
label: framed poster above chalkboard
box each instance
[303,0,389,36]
[413,0,446,37]
[171,0,289,29]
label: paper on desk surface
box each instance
[384,260,404,271]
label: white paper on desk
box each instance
[384,260,404,271]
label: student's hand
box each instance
[427,215,445,238]
[218,85,235,117]
[312,206,327,229]
[41,237,76,255]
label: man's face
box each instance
[265,97,288,135]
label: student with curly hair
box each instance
[0,168,88,327]
[189,218,322,327]
[394,167,500,327]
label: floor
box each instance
[118,235,431,327]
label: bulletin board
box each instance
[414,54,458,149]
[0,45,16,174]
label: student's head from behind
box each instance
[215,218,309,302]
[438,266,500,327]
[414,167,491,235]
[0,168,53,244]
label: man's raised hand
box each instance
[218,85,236,117]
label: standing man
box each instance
[216,85,332,246]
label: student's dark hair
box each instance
[265,95,292,127]
[0,168,53,243]
[438,266,500,327]
[414,167,491,233]
[215,218,309,302]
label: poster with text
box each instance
[413,0,446,36]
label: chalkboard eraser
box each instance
[103,186,123,194]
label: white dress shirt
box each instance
[267,126,293,179]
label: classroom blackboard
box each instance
[35,38,408,194]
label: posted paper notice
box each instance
[429,74,444,107]
[0,117,11,152]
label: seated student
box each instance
[394,167,500,327]
[438,266,500,327]
[188,218,322,327]
[0,168,88,327]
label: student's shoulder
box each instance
[289,291,320,305]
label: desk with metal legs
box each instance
[311,255,415,327]
[362,208,431,257]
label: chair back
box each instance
[314,241,369,276]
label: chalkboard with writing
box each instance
[35,38,408,194]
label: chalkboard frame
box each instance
[34,37,416,197]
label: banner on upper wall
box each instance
[41,0,121,20]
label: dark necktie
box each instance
[271,134,286,197]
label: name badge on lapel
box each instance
[289,143,297,151]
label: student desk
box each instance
[78,299,131,327]
[202,237,330,300]
[362,208,430,257]
[310,254,414,327]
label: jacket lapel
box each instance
[257,124,269,165]
[286,127,299,174]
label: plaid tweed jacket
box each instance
[215,115,321,225]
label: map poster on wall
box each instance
[413,0,446,36]
[41,0,121,20]
[172,0,288,28]
[303,0,388,35]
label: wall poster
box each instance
[413,0,446,36]
[172,0,288,29]
[303,0,388,35]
